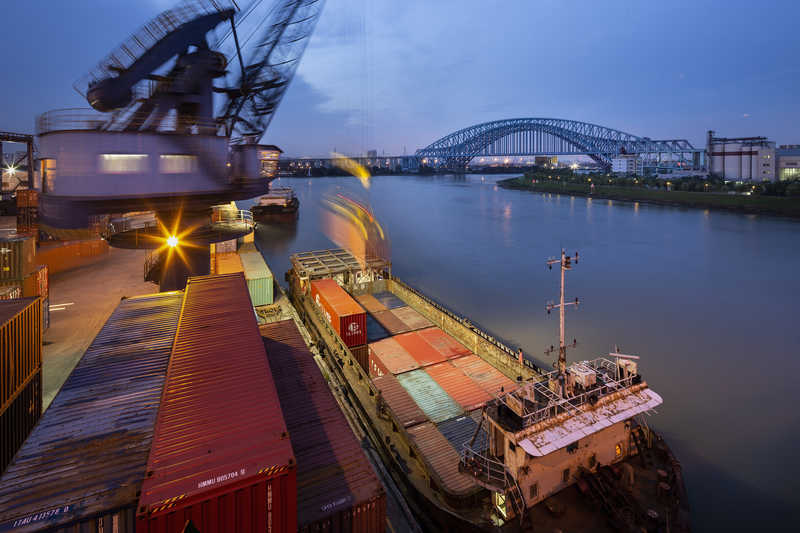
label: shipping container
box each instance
[372,373,428,428]
[450,355,518,396]
[214,251,244,275]
[15,190,38,208]
[211,238,237,253]
[1,298,41,417]
[0,292,182,532]
[0,372,40,475]
[0,235,35,282]
[239,249,274,306]
[436,411,488,455]
[0,286,21,300]
[391,306,433,332]
[370,309,410,336]
[406,422,476,495]
[21,264,48,299]
[355,293,387,314]
[351,344,369,372]
[372,291,406,310]
[396,369,462,423]
[417,327,471,360]
[366,313,390,343]
[368,337,418,377]
[311,279,367,347]
[424,362,492,412]
[260,320,386,533]
[393,330,447,368]
[35,239,109,275]
[137,274,296,533]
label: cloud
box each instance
[742,113,750,118]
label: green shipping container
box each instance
[0,235,35,282]
[238,250,273,306]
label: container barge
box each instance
[287,249,690,532]
[251,187,299,223]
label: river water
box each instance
[243,173,800,531]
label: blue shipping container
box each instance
[0,291,183,533]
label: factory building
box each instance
[610,154,642,175]
[776,145,800,181]
[706,131,775,181]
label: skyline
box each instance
[2,0,799,157]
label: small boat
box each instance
[251,187,299,222]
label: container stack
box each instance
[311,279,367,365]
[14,190,37,236]
[35,239,109,275]
[238,242,274,306]
[0,298,42,474]
[0,292,182,531]
[136,274,296,533]
[260,319,386,532]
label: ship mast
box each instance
[545,249,580,395]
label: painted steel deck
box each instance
[0,292,183,532]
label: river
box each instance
[242,173,800,532]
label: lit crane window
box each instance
[98,154,148,174]
[159,155,198,174]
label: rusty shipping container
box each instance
[35,239,109,275]
[450,355,518,396]
[0,292,182,532]
[0,372,40,475]
[417,327,471,360]
[424,361,493,412]
[351,344,369,372]
[214,251,244,274]
[311,279,367,347]
[355,293,387,314]
[21,264,48,299]
[396,369,462,424]
[370,309,410,336]
[393,330,448,368]
[390,306,433,332]
[373,373,428,428]
[0,235,35,282]
[1,298,41,418]
[137,274,297,533]
[368,337,419,377]
[260,320,386,533]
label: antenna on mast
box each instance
[544,249,580,396]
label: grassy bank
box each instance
[498,177,800,219]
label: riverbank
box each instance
[497,177,800,218]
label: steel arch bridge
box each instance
[415,118,700,169]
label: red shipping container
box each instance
[417,327,471,360]
[137,274,297,533]
[451,354,518,397]
[350,344,369,372]
[373,373,428,428]
[425,362,492,412]
[310,279,367,347]
[368,337,418,377]
[393,330,447,367]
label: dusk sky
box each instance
[2,0,799,156]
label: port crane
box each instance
[36,0,325,287]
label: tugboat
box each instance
[288,248,690,532]
[251,187,299,222]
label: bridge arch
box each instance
[415,118,696,169]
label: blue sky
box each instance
[2,0,798,156]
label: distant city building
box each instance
[366,150,378,158]
[706,131,775,181]
[534,156,557,167]
[776,145,800,181]
[611,154,642,175]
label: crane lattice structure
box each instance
[415,118,702,170]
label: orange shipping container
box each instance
[22,265,48,299]
[425,362,492,412]
[214,251,244,275]
[368,337,418,377]
[417,327,471,360]
[35,239,109,275]
[450,354,518,397]
[393,330,447,367]
[1,298,42,415]
[310,279,367,347]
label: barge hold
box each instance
[288,249,689,532]
[0,292,182,532]
[251,187,299,222]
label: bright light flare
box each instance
[331,152,371,189]
[167,235,179,248]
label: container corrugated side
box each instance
[391,306,433,332]
[214,251,244,275]
[370,309,410,336]
[239,249,274,306]
[0,292,182,533]
[0,371,40,475]
[311,279,367,347]
[451,354,518,396]
[396,369,462,423]
[351,344,369,372]
[417,327,471,360]
[406,422,476,496]
[368,337,418,376]
[373,373,428,428]
[425,362,492,412]
[137,273,296,533]
[436,411,488,455]
[1,298,41,415]
[393,330,447,367]
[260,320,386,533]
[0,235,35,282]
[35,239,109,275]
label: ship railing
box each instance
[388,275,544,374]
[212,208,254,229]
[36,108,221,135]
[459,445,508,491]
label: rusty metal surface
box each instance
[355,293,386,314]
[396,369,462,424]
[390,306,433,332]
[450,354,518,396]
[393,330,448,368]
[425,362,493,412]
[406,422,476,496]
[417,327,471,360]
[369,337,419,376]
[370,309,410,336]
[373,373,428,428]
[0,291,182,533]
[138,273,295,516]
[259,320,386,531]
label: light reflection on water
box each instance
[243,174,800,531]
